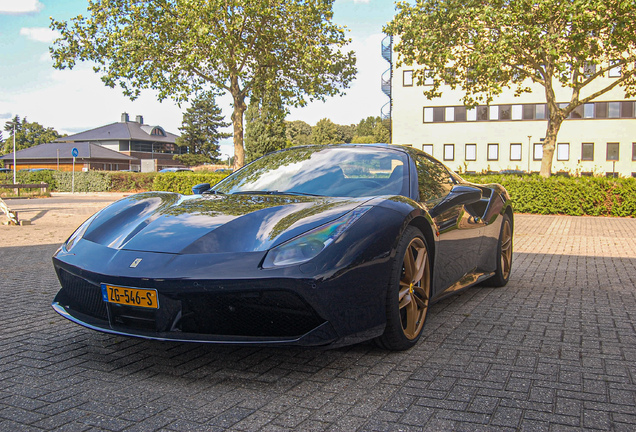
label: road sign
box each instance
[71,147,79,157]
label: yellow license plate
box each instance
[101,284,159,309]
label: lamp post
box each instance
[527,135,532,173]
[6,121,17,184]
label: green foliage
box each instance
[285,120,312,147]
[311,118,344,144]
[110,172,157,192]
[50,0,357,168]
[2,115,64,154]
[245,94,287,162]
[15,170,58,190]
[175,91,231,162]
[173,154,212,167]
[53,171,112,193]
[152,172,230,195]
[463,174,636,217]
[386,0,636,176]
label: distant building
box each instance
[385,39,636,177]
[0,142,135,171]
[56,113,183,171]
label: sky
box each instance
[0,0,398,158]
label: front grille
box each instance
[179,290,325,337]
[56,270,108,320]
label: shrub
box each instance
[462,174,636,217]
[110,172,157,192]
[53,171,112,192]
[152,172,230,195]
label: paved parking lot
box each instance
[1,195,635,431]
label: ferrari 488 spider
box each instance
[52,144,513,350]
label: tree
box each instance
[51,0,357,169]
[2,115,63,154]
[311,118,344,144]
[386,0,636,177]
[175,91,230,163]
[285,120,312,147]
[173,153,212,167]
[244,93,287,162]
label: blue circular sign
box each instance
[71,148,79,157]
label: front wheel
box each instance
[489,213,513,287]
[376,226,431,351]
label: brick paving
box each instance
[0,195,635,431]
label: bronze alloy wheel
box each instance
[399,237,430,340]
[500,218,512,280]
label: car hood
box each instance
[80,192,370,254]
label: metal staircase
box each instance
[380,35,393,135]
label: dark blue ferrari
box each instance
[52,144,513,350]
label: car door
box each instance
[414,155,486,295]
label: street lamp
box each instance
[6,121,17,184]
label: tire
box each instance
[375,226,431,351]
[488,213,513,287]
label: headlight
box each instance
[262,206,371,268]
[64,212,99,252]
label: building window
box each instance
[581,143,594,161]
[607,143,619,161]
[424,107,433,123]
[444,144,455,161]
[533,143,543,161]
[489,106,499,120]
[150,127,166,136]
[487,143,499,161]
[556,143,570,161]
[511,105,523,120]
[609,102,620,118]
[570,105,584,119]
[535,104,546,120]
[522,105,534,120]
[498,105,511,120]
[465,143,477,161]
[621,101,634,118]
[466,108,477,121]
[445,107,455,122]
[633,143,636,161]
[422,144,433,155]
[596,102,608,118]
[424,69,434,85]
[609,60,621,77]
[433,107,445,122]
[510,143,522,161]
[583,62,596,77]
[584,103,594,118]
[454,106,466,122]
[477,106,488,121]
[403,70,414,86]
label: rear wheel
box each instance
[489,213,513,287]
[376,226,431,351]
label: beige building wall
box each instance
[392,63,636,177]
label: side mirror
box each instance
[430,185,482,217]
[192,183,211,194]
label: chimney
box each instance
[135,115,144,124]
[121,112,129,122]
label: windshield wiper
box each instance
[202,189,225,195]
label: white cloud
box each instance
[0,0,43,14]
[20,27,60,43]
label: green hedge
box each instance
[152,172,230,195]
[463,174,636,217]
[53,171,113,192]
[110,172,157,192]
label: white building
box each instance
[387,41,636,177]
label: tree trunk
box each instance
[539,114,564,178]
[230,75,247,169]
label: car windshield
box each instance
[213,146,409,198]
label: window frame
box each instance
[487,143,499,161]
[556,143,570,161]
[533,143,543,161]
[422,144,434,155]
[510,143,522,161]
[403,70,414,87]
[465,143,477,161]
[606,142,619,161]
[443,144,455,161]
[581,143,594,161]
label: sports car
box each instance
[52,144,513,350]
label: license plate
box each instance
[101,284,159,309]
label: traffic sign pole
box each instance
[71,148,78,194]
